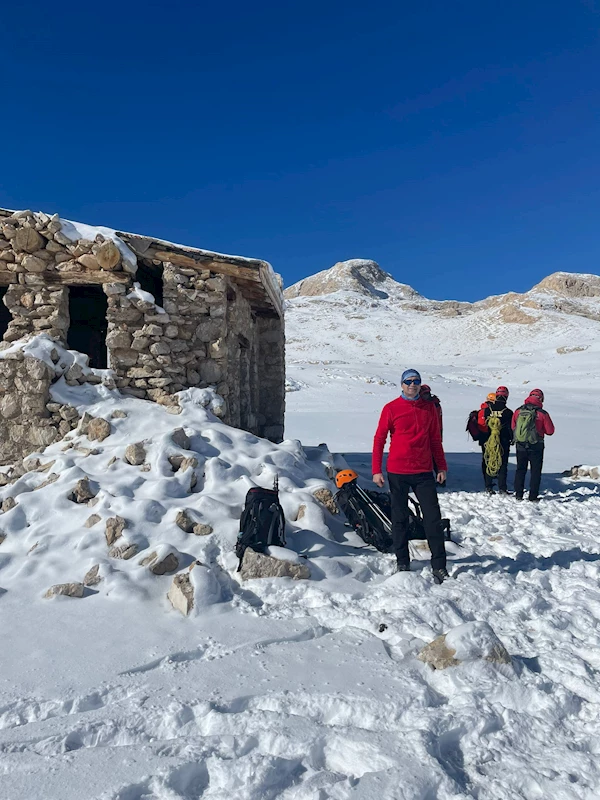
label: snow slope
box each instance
[1,260,600,798]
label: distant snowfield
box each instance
[1,273,600,798]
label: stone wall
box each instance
[0,208,285,465]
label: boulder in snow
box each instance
[171,427,191,450]
[167,573,194,616]
[175,509,195,533]
[87,417,112,442]
[239,548,311,581]
[0,533,6,546]
[1,496,17,513]
[108,543,139,560]
[312,487,338,515]
[193,523,213,536]
[68,477,97,504]
[111,409,128,419]
[139,550,179,575]
[419,621,511,670]
[105,516,126,546]
[124,442,146,466]
[83,564,101,586]
[44,582,85,599]
[85,514,101,528]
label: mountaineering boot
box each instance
[395,561,410,573]
[515,494,524,501]
[485,488,496,495]
[432,568,450,585]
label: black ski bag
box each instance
[336,481,451,553]
[235,486,286,569]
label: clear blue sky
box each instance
[1,0,599,301]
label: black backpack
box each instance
[235,483,286,569]
[335,481,450,553]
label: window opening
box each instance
[136,262,163,308]
[0,287,11,341]
[67,286,108,369]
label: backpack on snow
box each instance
[335,480,452,553]
[514,406,540,446]
[466,410,481,441]
[235,480,286,569]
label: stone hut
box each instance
[0,208,284,465]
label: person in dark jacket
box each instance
[372,368,449,583]
[421,383,445,486]
[512,389,555,501]
[477,387,513,494]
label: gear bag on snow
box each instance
[335,478,452,553]
[514,406,540,446]
[466,410,481,441]
[235,479,286,569]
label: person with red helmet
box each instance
[476,387,513,494]
[372,368,449,584]
[512,388,555,501]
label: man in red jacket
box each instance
[512,388,555,502]
[372,368,449,583]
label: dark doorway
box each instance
[0,287,10,341]
[67,286,108,368]
[136,262,163,308]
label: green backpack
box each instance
[514,407,539,445]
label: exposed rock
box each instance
[85,514,101,528]
[566,465,600,480]
[418,622,511,670]
[0,533,5,545]
[239,548,311,581]
[77,254,101,270]
[77,412,94,435]
[295,504,307,521]
[108,542,139,560]
[44,582,85,599]
[87,417,112,442]
[312,487,338,514]
[22,254,46,273]
[171,427,190,450]
[83,564,101,586]
[68,477,97,504]
[193,523,213,536]
[167,573,194,616]
[1,496,17,513]
[34,473,59,490]
[105,516,126,546]
[124,442,146,465]
[175,509,195,533]
[111,409,128,419]
[139,551,179,575]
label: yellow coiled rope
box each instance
[484,414,503,477]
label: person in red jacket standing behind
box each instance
[421,383,445,486]
[372,368,449,583]
[512,388,555,502]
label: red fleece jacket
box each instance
[372,396,447,475]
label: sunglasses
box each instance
[403,379,422,386]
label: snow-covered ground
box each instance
[1,267,600,799]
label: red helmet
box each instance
[421,384,431,394]
[496,386,509,397]
[335,469,359,489]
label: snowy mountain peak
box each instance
[284,259,421,301]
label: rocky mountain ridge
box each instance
[285,260,600,324]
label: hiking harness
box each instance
[484,411,503,477]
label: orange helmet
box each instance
[335,469,359,489]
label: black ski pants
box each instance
[388,471,446,570]
[480,437,510,491]
[514,442,545,500]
